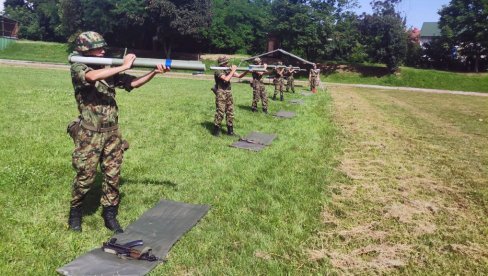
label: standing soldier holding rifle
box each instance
[250,57,269,113]
[212,56,247,136]
[272,61,285,101]
[309,63,320,93]
[66,31,169,233]
[285,65,296,93]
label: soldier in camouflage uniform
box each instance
[285,65,296,93]
[250,57,269,113]
[67,31,169,233]
[272,61,285,101]
[212,56,247,136]
[309,63,320,93]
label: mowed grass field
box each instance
[0,66,337,275]
[0,65,487,274]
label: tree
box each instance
[146,0,211,55]
[439,0,488,72]
[358,0,407,73]
[204,0,270,54]
[5,0,62,41]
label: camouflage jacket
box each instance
[70,63,136,127]
[214,69,232,90]
[252,71,264,82]
[310,69,320,79]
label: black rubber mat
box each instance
[230,140,267,151]
[230,132,277,151]
[57,200,210,276]
[241,132,277,146]
[289,99,304,105]
[274,111,296,118]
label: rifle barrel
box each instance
[69,55,206,71]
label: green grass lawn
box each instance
[0,40,70,63]
[0,66,337,274]
[325,66,488,93]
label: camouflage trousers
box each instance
[286,76,295,93]
[273,77,284,98]
[252,82,268,110]
[214,89,234,127]
[71,127,125,208]
[310,78,320,90]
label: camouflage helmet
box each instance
[253,57,262,65]
[277,61,283,65]
[75,31,107,52]
[217,55,230,66]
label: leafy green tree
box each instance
[358,0,407,73]
[146,0,211,55]
[439,0,488,72]
[204,0,270,54]
[5,0,62,41]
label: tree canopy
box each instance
[4,0,488,73]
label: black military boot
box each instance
[251,107,257,112]
[102,205,124,234]
[263,108,268,114]
[272,95,276,101]
[227,126,235,136]
[280,95,284,101]
[68,207,82,232]
[212,125,221,136]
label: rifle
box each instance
[69,54,206,71]
[209,66,267,72]
[102,238,159,262]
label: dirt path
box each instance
[308,87,488,274]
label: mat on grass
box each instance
[274,111,296,118]
[301,92,314,96]
[289,99,304,105]
[57,200,210,276]
[231,132,277,151]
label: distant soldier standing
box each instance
[212,56,247,136]
[66,31,169,233]
[250,57,269,113]
[272,61,285,101]
[309,63,320,93]
[285,65,296,93]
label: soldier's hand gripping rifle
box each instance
[69,54,206,71]
[102,238,159,262]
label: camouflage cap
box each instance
[75,31,107,52]
[217,55,230,66]
[253,57,262,65]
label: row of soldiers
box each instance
[212,55,321,137]
[66,31,321,233]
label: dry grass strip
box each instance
[308,87,488,274]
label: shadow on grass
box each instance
[200,121,215,135]
[81,172,104,216]
[237,104,254,112]
[81,173,177,216]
